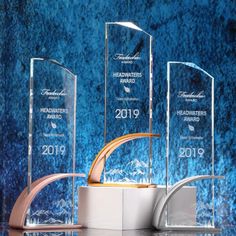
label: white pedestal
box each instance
[78,186,196,230]
[79,228,155,236]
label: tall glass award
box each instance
[104,22,153,185]
[158,61,222,230]
[27,58,77,227]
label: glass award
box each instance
[165,61,218,229]
[27,58,77,226]
[104,22,153,184]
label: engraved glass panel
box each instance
[27,58,77,226]
[104,22,153,184]
[166,61,215,227]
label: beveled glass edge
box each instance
[166,61,215,226]
[168,61,214,80]
[30,58,76,78]
[105,22,152,36]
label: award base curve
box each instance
[88,183,156,188]
[157,226,221,233]
[9,173,85,230]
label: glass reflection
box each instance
[3,227,234,236]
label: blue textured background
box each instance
[0,0,235,227]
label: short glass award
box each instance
[153,61,223,230]
[27,58,77,227]
[104,22,153,185]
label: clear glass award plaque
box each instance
[104,22,153,184]
[166,61,216,228]
[27,58,77,226]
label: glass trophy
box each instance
[27,58,77,226]
[166,61,217,229]
[104,22,153,184]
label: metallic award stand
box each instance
[152,62,224,232]
[9,58,84,230]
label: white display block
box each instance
[79,228,155,236]
[78,186,196,230]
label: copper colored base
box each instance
[9,228,82,236]
[22,224,82,230]
[9,173,85,230]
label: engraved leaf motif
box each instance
[188,124,195,132]
[51,122,57,129]
[124,85,131,93]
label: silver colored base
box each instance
[158,226,221,233]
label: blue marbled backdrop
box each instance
[0,0,235,227]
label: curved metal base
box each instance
[21,224,82,230]
[9,173,85,230]
[89,183,157,188]
[19,224,82,230]
[9,228,82,236]
[158,226,221,233]
[153,175,224,229]
[88,133,160,186]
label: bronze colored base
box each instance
[88,183,157,188]
[88,133,160,187]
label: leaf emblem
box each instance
[51,122,57,129]
[124,86,131,93]
[188,124,195,132]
